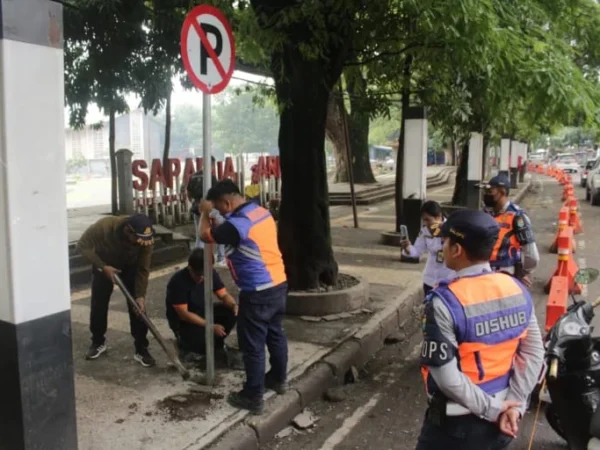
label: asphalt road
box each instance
[263,175,600,450]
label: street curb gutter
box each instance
[207,178,533,450]
[513,180,532,204]
[206,278,424,450]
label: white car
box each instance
[551,154,580,174]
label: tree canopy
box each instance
[62,0,600,289]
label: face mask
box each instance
[483,194,497,208]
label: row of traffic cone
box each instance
[544,165,585,330]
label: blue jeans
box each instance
[193,214,225,261]
[237,283,289,398]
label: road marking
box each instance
[318,394,382,450]
[579,240,586,250]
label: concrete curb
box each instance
[513,179,532,204]
[207,278,424,450]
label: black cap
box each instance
[478,174,510,194]
[440,209,499,250]
[127,214,155,246]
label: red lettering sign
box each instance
[149,159,165,189]
[132,160,149,191]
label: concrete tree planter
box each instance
[380,231,402,247]
[286,274,368,316]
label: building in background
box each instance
[65,109,164,174]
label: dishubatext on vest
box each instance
[474,311,528,337]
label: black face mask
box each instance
[483,194,497,208]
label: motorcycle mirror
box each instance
[574,268,600,285]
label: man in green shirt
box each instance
[77,214,156,367]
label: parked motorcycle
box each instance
[541,267,600,449]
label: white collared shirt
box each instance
[403,223,456,287]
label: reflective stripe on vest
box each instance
[490,212,522,268]
[226,203,287,292]
[422,272,532,396]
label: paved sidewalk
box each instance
[71,211,424,450]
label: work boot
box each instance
[85,343,107,360]
[265,371,288,395]
[134,348,156,368]
[227,391,264,415]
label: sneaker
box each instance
[85,343,107,360]
[214,260,227,269]
[134,349,156,368]
[265,372,288,395]
[227,391,264,415]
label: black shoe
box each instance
[265,372,288,395]
[227,391,264,415]
[134,349,156,368]
[85,343,107,360]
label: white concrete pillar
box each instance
[467,132,484,209]
[509,139,519,188]
[400,107,428,242]
[499,137,510,177]
[0,1,77,448]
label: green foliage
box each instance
[159,90,279,156]
[213,90,279,154]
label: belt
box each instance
[438,388,509,417]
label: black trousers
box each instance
[178,304,237,354]
[416,410,513,450]
[90,267,149,352]
[423,284,433,298]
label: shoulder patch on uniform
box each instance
[516,216,525,228]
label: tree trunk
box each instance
[395,54,413,232]
[326,82,376,184]
[271,48,339,290]
[346,70,376,184]
[109,108,117,215]
[325,89,348,183]
[451,140,469,205]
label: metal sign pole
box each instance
[203,91,215,383]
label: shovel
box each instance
[112,273,191,381]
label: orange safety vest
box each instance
[490,211,522,269]
[421,272,532,396]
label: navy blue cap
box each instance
[478,174,510,193]
[440,209,499,249]
[127,214,155,246]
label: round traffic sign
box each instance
[180,5,236,94]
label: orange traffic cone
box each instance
[568,196,583,234]
[562,183,574,201]
[549,207,576,253]
[545,276,569,332]
[545,226,581,294]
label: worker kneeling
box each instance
[417,210,544,450]
[166,249,238,361]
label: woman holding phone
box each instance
[400,200,455,297]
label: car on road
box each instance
[551,153,580,174]
[582,158,598,187]
[586,158,600,205]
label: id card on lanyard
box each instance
[436,250,444,263]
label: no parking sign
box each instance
[181,5,235,94]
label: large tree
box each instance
[64,0,147,214]
[243,0,365,289]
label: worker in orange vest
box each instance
[416,209,544,449]
[479,175,539,287]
